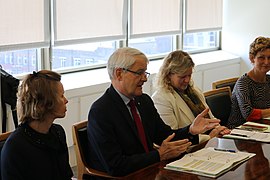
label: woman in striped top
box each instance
[227,36,270,128]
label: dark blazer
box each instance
[87,85,198,176]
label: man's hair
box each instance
[107,47,149,80]
[155,50,195,92]
[17,70,61,123]
[249,36,270,57]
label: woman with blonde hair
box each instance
[1,70,73,180]
[152,50,229,143]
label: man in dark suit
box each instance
[87,47,220,176]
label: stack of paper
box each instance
[165,147,255,178]
[223,122,270,142]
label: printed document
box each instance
[223,122,270,142]
[165,147,255,178]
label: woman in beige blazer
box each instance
[152,50,230,143]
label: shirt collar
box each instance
[114,87,132,106]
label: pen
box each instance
[214,148,236,153]
[230,133,248,137]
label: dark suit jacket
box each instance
[87,85,198,176]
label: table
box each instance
[123,119,270,179]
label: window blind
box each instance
[186,0,223,33]
[130,0,181,39]
[0,0,48,51]
[54,0,126,46]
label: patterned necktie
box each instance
[128,100,149,153]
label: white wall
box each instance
[222,0,270,74]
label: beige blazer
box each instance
[152,85,214,143]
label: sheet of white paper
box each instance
[165,147,255,178]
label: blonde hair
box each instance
[155,50,195,92]
[17,70,61,123]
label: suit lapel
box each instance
[108,85,140,139]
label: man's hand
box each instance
[158,133,192,161]
[189,108,220,135]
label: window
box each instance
[0,0,222,76]
[31,55,36,66]
[129,35,174,57]
[86,58,95,65]
[0,49,38,75]
[185,0,222,32]
[4,55,9,64]
[0,0,49,48]
[9,54,13,64]
[73,58,81,66]
[52,41,117,72]
[130,0,181,38]
[183,32,219,52]
[54,0,125,46]
[23,56,28,65]
[59,57,67,68]
[17,56,22,65]
[0,0,48,75]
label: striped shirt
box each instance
[227,73,270,129]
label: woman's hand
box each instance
[209,125,231,138]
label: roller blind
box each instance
[0,0,48,51]
[186,0,223,32]
[130,0,181,38]
[54,0,126,46]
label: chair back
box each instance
[204,87,232,126]
[0,131,12,180]
[72,120,119,180]
[212,77,239,92]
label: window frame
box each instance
[0,0,222,76]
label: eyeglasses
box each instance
[122,68,150,78]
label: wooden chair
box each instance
[212,77,239,92]
[72,120,120,180]
[204,87,232,126]
[0,131,11,142]
[0,131,12,180]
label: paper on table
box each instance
[223,128,270,142]
[165,147,255,178]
